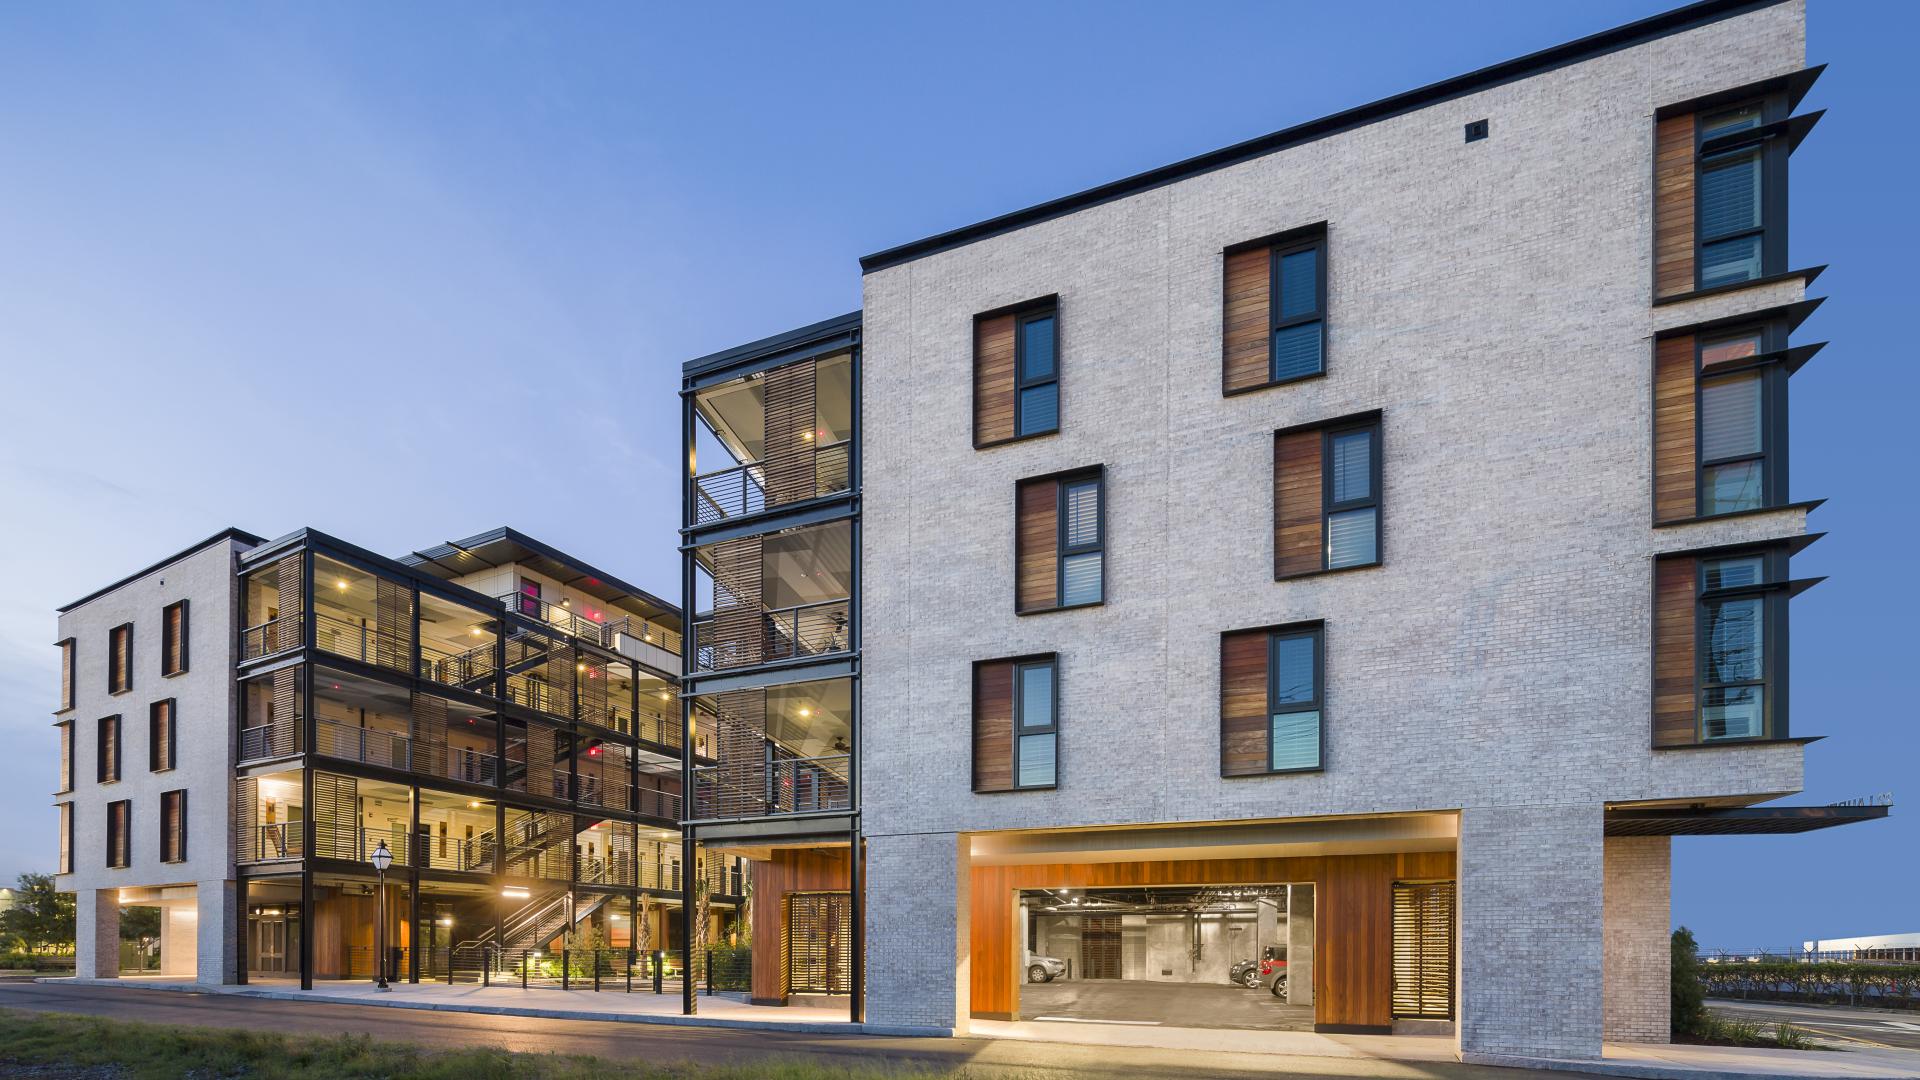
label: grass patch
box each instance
[0,1009,987,1080]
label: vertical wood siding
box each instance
[764,360,819,506]
[749,848,856,1004]
[1274,430,1325,578]
[1223,246,1271,393]
[1654,114,1696,299]
[1653,334,1698,523]
[1653,555,1699,747]
[1220,630,1270,776]
[972,661,1015,792]
[974,313,1018,446]
[1016,478,1060,612]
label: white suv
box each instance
[1026,953,1067,983]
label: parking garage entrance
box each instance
[1016,884,1314,1031]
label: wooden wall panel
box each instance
[1274,430,1324,578]
[763,360,819,506]
[1220,630,1270,776]
[1653,334,1697,524]
[974,313,1018,446]
[972,661,1015,792]
[748,848,857,1005]
[1654,114,1696,299]
[707,536,765,670]
[1016,478,1059,612]
[1223,246,1271,393]
[1653,555,1699,747]
[968,850,1455,1028]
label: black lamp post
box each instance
[371,840,393,991]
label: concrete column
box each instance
[863,831,967,1034]
[1603,836,1671,1043]
[199,879,237,984]
[1459,804,1604,1062]
[161,903,197,977]
[75,889,120,979]
[1287,883,1314,1006]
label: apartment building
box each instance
[54,525,743,987]
[680,0,1886,1061]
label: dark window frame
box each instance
[1694,546,1791,743]
[1267,234,1328,385]
[1320,419,1383,572]
[1266,624,1326,775]
[1693,321,1789,519]
[160,788,187,864]
[1692,93,1789,291]
[1014,306,1061,439]
[55,720,74,794]
[1011,654,1060,791]
[97,713,121,784]
[149,698,177,773]
[1055,471,1105,609]
[107,623,133,695]
[105,798,130,869]
[58,803,73,875]
[161,599,189,677]
[57,638,76,713]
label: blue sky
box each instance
[0,1,1909,950]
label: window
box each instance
[57,638,75,713]
[1652,316,1799,524]
[1652,546,1806,748]
[97,714,121,784]
[1016,468,1104,614]
[1275,414,1382,578]
[161,600,189,676]
[150,699,177,772]
[1700,554,1768,741]
[518,577,541,618]
[55,721,73,794]
[1695,105,1769,290]
[106,799,130,869]
[107,623,132,695]
[1223,227,1327,394]
[974,298,1059,447]
[1222,624,1324,776]
[160,789,187,863]
[972,654,1058,792]
[57,804,72,875]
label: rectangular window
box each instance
[55,721,73,794]
[1696,105,1766,289]
[160,789,187,863]
[1653,318,1799,524]
[518,577,541,618]
[975,299,1060,447]
[106,799,130,869]
[161,600,189,676]
[1222,623,1324,776]
[1655,546,1802,748]
[97,714,121,784]
[1016,468,1105,614]
[1223,227,1328,394]
[58,804,73,875]
[1275,414,1382,578]
[972,654,1059,792]
[57,638,75,713]
[1700,554,1767,741]
[150,699,177,772]
[108,623,132,695]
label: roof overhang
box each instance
[1605,805,1889,837]
[401,527,678,627]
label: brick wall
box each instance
[863,832,968,1034]
[1604,836,1672,1043]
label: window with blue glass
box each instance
[1015,309,1058,438]
[1268,627,1323,772]
[1694,101,1786,290]
[1270,237,1326,382]
[1014,657,1058,789]
[1324,422,1380,570]
[1698,551,1780,742]
[1696,327,1778,516]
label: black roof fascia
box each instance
[859,0,1790,273]
[681,310,862,384]
[1605,804,1889,836]
[401,526,680,623]
[59,527,269,613]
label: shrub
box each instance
[1672,927,1707,1035]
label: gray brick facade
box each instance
[1603,836,1672,1043]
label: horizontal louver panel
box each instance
[1698,152,1760,238]
[1269,711,1320,772]
[1272,323,1322,381]
[1326,508,1378,568]
[1277,248,1318,320]
[1329,430,1373,502]
[1061,553,1101,607]
[1064,482,1099,547]
[1392,881,1456,1020]
[1700,374,1761,461]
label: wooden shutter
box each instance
[374,578,412,672]
[162,600,188,676]
[972,660,1015,792]
[234,776,259,862]
[1221,631,1270,777]
[1653,334,1697,523]
[271,667,301,756]
[707,536,764,670]
[57,722,73,793]
[109,624,132,694]
[58,803,72,875]
[58,639,75,712]
[98,714,120,782]
[764,359,819,506]
[974,313,1018,446]
[1653,555,1699,747]
[708,689,769,817]
[785,892,852,994]
[411,692,447,777]
[274,555,304,652]
[1654,114,1696,299]
[610,820,636,886]
[1274,430,1325,578]
[1391,881,1456,1019]
[1081,915,1123,979]
[107,801,129,867]
[1016,478,1060,613]
[1223,246,1272,393]
[312,772,359,860]
[161,789,186,863]
[578,652,610,727]
[150,699,175,771]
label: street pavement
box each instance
[1711,998,1920,1051]
[0,980,1584,1080]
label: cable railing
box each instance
[240,613,304,661]
[240,822,303,863]
[691,753,851,820]
[238,718,301,762]
[419,639,497,695]
[691,439,851,525]
[692,598,850,672]
[498,594,683,656]
[312,610,411,673]
[313,718,411,770]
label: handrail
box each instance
[691,753,852,820]
[241,822,302,863]
[692,439,850,524]
[313,717,411,771]
[312,609,411,672]
[240,613,303,661]
[692,597,850,672]
[497,593,684,656]
[238,717,302,762]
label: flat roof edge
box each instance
[58,527,268,613]
[858,0,1787,273]
[681,310,862,379]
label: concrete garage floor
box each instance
[1020,978,1314,1030]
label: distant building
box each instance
[1804,934,1920,963]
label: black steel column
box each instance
[234,875,249,986]
[408,786,421,983]
[680,831,697,1015]
[848,818,863,1023]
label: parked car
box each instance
[1026,953,1067,983]
[1263,957,1289,998]
[1229,957,1263,988]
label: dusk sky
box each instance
[0,1,1908,951]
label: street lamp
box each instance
[370,840,393,992]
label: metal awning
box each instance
[400,526,678,626]
[1605,804,1890,837]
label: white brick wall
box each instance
[864,832,969,1033]
[1604,836,1672,1043]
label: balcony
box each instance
[241,613,303,661]
[239,717,302,762]
[241,822,303,863]
[499,592,682,656]
[692,440,850,525]
[691,753,851,821]
[693,598,850,672]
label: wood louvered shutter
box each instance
[764,360,818,506]
[98,714,120,782]
[706,537,764,670]
[107,800,130,868]
[56,722,73,793]
[161,789,186,863]
[271,667,301,755]
[1223,246,1272,394]
[162,600,188,676]
[1221,631,1269,777]
[610,820,636,886]
[1016,478,1059,613]
[374,578,413,672]
[785,892,852,994]
[58,639,75,712]
[58,803,72,875]
[108,624,132,694]
[1274,430,1325,578]
[234,775,258,860]
[149,699,175,771]
[1653,334,1697,523]
[709,689,768,816]
[410,692,447,779]
[1392,881,1456,1019]
[578,652,609,727]
[974,313,1018,446]
[1654,114,1696,299]
[1081,915,1122,979]
[1653,555,1699,747]
[275,556,304,652]
[972,660,1015,792]
[312,772,359,860]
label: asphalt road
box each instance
[0,980,1587,1080]
[1710,997,1920,1050]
